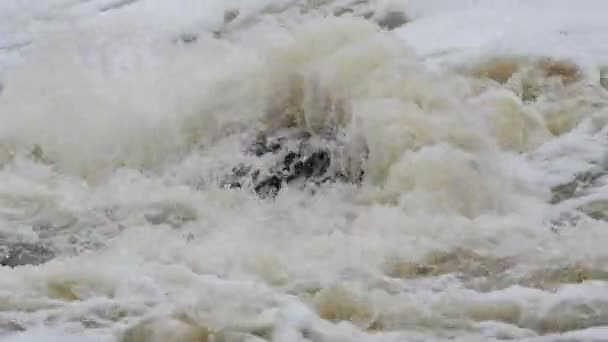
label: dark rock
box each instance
[247,130,311,158]
[233,164,252,178]
[223,182,242,189]
[249,133,272,156]
[0,242,55,268]
[254,175,283,198]
[282,151,300,169]
[304,151,331,177]
[221,129,365,198]
[286,151,331,182]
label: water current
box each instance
[2,1,608,341]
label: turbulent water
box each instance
[2,0,608,341]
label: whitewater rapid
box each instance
[2,0,608,341]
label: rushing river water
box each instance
[2,0,608,341]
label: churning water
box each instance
[2,0,608,341]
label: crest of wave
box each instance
[258,16,550,217]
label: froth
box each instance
[3,1,608,341]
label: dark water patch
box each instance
[99,0,138,13]
[174,33,199,45]
[0,41,32,53]
[375,11,409,30]
[0,242,55,268]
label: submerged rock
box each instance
[224,9,240,24]
[98,0,138,12]
[578,199,608,221]
[254,175,283,199]
[384,248,515,282]
[535,300,608,335]
[375,11,409,30]
[315,286,377,330]
[0,242,55,268]
[121,316,212,342]
[601,66,608,90]
[550,169,605,204]
[518,263,608,289]
[143,202,198,228]
[175,33,198,44]
[0,319,24,336]
[121,314,271,342]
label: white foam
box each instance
[2,0,608,341]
